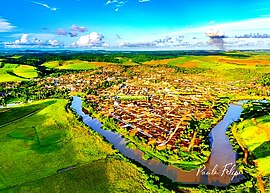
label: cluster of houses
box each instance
[87,82,217,150]
[39,65,260,151]
[44,65,124,92]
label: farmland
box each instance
[228,101,270,192]
[0,62,38,82]
[42,59,108,70]
[236,115,270,176]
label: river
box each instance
[71,96,246,187]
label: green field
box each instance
[167,55,270,81]
[9,158,153,193]
[0,100,155,192]
[13,65,39,78]
[0,63,38,83]
[235,115,270,176]
[42,60,99,70]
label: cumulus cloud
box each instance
[102,42,110,47]
[55,25,87,37]
[70,24,88,32]
[139,0,150,2]
[4,34,63,48]
[205,28,225,38]
[48,39,61,46]
[20,34,29,43]
[71,32,109,47]
[207,38,225,50]
[56,28,68,36]
[31,1,58,11]
[0,18,15,32]
[205,28,226,50]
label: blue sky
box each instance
[0,0,270,50]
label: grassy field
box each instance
[13,65,38,78]
[144,55,270,82]
[116,57,140,66]
[8,158,152,193]
[167,55,270,71]
[42,60,108,70]
[234,115,270,176]
[0,100,155,192]
[0,63,38,83]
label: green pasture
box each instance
[43,60,98,70]
[236,115,270,176]
[0,63,38,83]
[0,100,153,192]
[167,55,270,82]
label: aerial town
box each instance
[1,0,270,192]
[42,63,255,153]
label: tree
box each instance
[187,117,200,152]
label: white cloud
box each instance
[10,33,56,40]
[70,24,88,32]
[102,42,110,47]
[71,32,107,47]
[56,28,68,36]
[48,39,61,46]
[20,34,29,43]
[4,34,63,48]
[31,1,58,11]
[105,0,112,5]
[54,25,88,37]
[139,0,150,2]
[105,0,150,12]
[0,18,15,32]
[105,0,126,12]
[119,36,191,48]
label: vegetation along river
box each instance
[71,96,246,187]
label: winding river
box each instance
[71,96,246,187]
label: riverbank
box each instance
[82,96,230,172]
[73,96,249,187]
[226,101,270,193]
